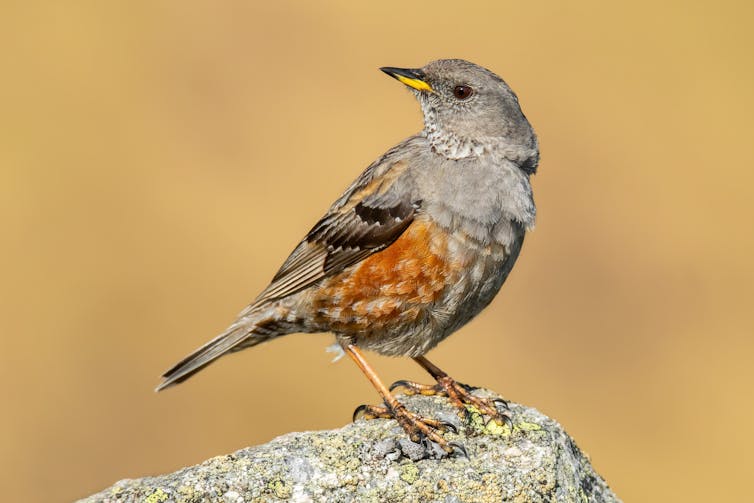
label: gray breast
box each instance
[414,152,535,247]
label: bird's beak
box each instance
[380,67,433,93]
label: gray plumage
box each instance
[156,59,538,392]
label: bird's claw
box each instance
[492,397,510,410]
[448,441,469,458]
[392,376,513,429]
[352,404,368,422]
[352,403,393,421]
[389,379,437,396]
[351,400,463,456]
[483,411,513,431]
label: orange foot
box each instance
[353,402,466,456]
[389,377,511,429]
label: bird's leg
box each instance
[390,355,510,427]
[342,342,460,454]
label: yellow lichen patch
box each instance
[485,417,511,436]
[516,421,543,432]
[145,488,168,503]
[400,463,420,484]
[267,478,292,499]
[465,405,512,436]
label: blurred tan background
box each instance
[2,1,753,501]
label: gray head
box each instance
[381,59,538,170]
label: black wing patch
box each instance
[252,160,419,306]
[317,198,417,275]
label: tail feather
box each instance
[155,320,264,392]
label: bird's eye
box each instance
[453,85,473,100]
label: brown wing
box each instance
[251,158,419,306]
[155,143,422,391]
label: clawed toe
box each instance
[353,403,393,421]
[492,397,510,410]
[464,395,512,428]
[448,441,469,458]
[388,379,438,396]
[352,400,461,455]
[387,376,512,431]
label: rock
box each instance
[79,391,620,502]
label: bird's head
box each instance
[381,59,537,168]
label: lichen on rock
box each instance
[79,391,620,503]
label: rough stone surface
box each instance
[80,391,620,502]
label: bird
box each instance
[156,59,538,454]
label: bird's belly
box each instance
[306,217,518,357]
